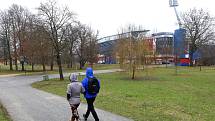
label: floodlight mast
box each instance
[169,0,182,28]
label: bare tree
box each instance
[76,23,88,69]
[34,25,51,71]
[24,15,38,71]
[8,4,31,71]
[181,8,215,66]
[115,25,152,79]
[0,11,13,70]
[0,33,7,64]
[63,23,79,68]
[38,0,74,80]
[9,8,18,71]
[86,29,99,67]
[75,23,98,69]
[24,15,52,72]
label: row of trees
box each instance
[1,4,214,80]
[0,1,99,80]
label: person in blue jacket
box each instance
[82,67,100,121]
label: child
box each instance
[67,73,85,121]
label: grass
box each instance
[0,64,119,75]
[87,64,120,70]
[0,103,11,121]
[33,66,215,121]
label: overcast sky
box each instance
[0,0,214,37]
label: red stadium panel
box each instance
[180,58,190,63]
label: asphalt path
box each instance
[0,69,132,121]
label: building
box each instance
[152,32,174,63]
[98,30,150,64]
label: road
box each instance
[0,69,132,121]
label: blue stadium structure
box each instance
[98,30,150,64]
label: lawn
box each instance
[0,64,119,75]
[86,64,120,70]
[0,103,11,121]
[32,67,215,121]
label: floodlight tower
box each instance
[169,0,182,28]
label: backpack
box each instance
[88,77,99,94]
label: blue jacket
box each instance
[82,67,100,99]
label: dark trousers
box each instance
[70,104,80,121]
[85,97,99,121]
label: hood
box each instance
[69,73,78,82]
[86,67,94,78]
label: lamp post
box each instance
[170,0,180,74]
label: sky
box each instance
[0,0,214,38]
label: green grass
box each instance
[33,67,215,121]
[87,64,120,70]
[0,64,119,75]
[0,103,11,121]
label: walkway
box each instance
[0,69,132,121]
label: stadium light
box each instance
[169,0,181,28]
[169,0,179,7]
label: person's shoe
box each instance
[83,114,87,121]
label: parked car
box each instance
[162,61,170,64]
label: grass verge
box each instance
[32,67,215,121]
[0,103,11,121]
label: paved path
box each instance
[0,69,133,121]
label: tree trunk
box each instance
[6,33,13,70]
[190,49,194,66]
[131,60,136,80]
[12,21,18,71]
[70,55,73,68]
[56,53,64,80]
[42,56,46,72]
[79,61,83,70]
[21,63,24,71]
[79,60,85,70]
[50,50,54,71]
[43,63,46,72]
[132,64,135,80]
[50,61,54,71]
[69,51,73,68]
[20,40,24,71]
[189,43,195,66]
[31,63,34,72]
[4,60,7,65]
[14,55,18,71]
[50,55,54,71]
[13,36,18,70]
[9,57,13,70]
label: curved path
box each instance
[0,69,133,121]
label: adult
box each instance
[82,67,100,121]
